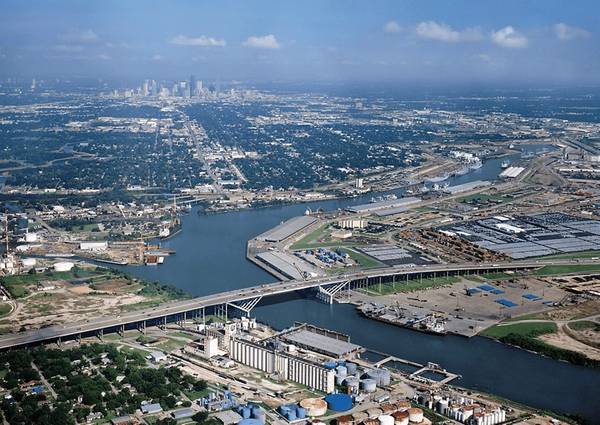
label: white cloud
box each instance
[415,21,482,43]
[242,34,281,49]
[383,21,401,34]
[170,34,226,47]
[554,23,590,41]
[95,54,111,60]
[491,26,528,48]
[53,44,85,52]
[151,54,164,61]
[60,29,99,44]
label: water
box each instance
[117,144,600,423]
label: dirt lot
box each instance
[346,276,567,337]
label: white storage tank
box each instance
[366,368,391,386]
[345,362,358,375]
[299,398,327,417]
[54,261,74,272]
[335,365,347,377]
[407,408,423,424]
[378,415,394,425]
[360,378,377,392]
[343,376,360,391]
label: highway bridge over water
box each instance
[0,259,589,350]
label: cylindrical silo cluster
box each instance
[237,403,265,424]
[365,368,391,387]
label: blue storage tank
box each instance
[251,406,263,417]
[286,410,297,421]
[241,407,251,419]
[325,394,353,412]
[296,407,306,419]
[324,361,337,370]
[238,419,263,425]
[279,405,291,414]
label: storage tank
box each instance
[396,401,411,412]
[336,365,348,377]
[366,368,391,386]
[360,378,377,393]
[336,414,353,425]
[325,394,353,412]
[352,412,368,423]
[335,374,347,386]
[407,408,423,424]
[299,398,327,417]
[378,414,395,425]
[343,376,360,391]
[241,407,251,419]
[367,408,384,419]
[324,361,337,370]
[286,410,297,421]
[296,407,306,419]
[381,404,396,414]
[253,409,266,424]
[392,411,409,425]
[54,261,74,272]
[363,420,379,425]
[436,399,448,414]
[345,362,357,375]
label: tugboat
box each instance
[501,160,510,169]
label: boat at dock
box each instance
[357,303,447,335]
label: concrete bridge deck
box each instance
[0,259,589,350]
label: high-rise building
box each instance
[151,80,158,96]
[189,75,196,97]
[142,80,149,96]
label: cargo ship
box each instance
[357,303,447,335]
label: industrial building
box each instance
[255,216,317,242]
[78,241,108,251]
[229,338,335,393]
[346,197,421,214]
[439,212,600,259]
[255,250,322,280]
[442,180,491,195]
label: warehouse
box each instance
[346,197,421,214]
[255,250,322,280]
[281,328,361,358]
[256,216,317,242]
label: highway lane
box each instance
[0,259,595,349]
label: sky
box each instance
[1,0,599,85]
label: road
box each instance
[0,259,596,350]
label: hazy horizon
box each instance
[1,0,599,85]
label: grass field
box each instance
[534,264,600,276]
[360,276,460,295]
[481,322,557,339]
[0,304,12,317]
[534,250,600,261]
[480,272,514,280]
[568,321,600,332]
[290,224,333,250]
[343,247,383,268]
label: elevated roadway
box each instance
[0,259,594,350]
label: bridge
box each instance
[0,259,589,350]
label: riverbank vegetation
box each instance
[481,322,600,368]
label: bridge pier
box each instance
[97,328,103,342]
[138,321,146,334]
